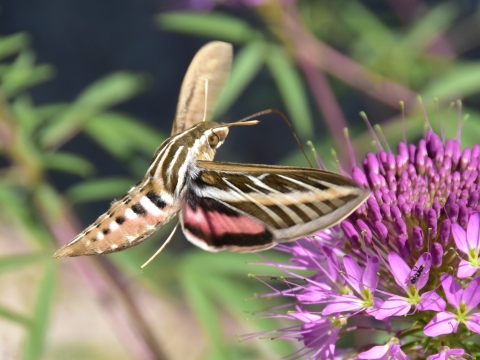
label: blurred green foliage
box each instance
[2,1,480,359]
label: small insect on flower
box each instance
[408,264,425,285]
[53,41,368,264]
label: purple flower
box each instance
[453,212,480,278]
[424,274,480,336]
[287,309,341,359]
[357,337,408,360]
[249,123,480,358]
[322,255,383,316]
[375,252,445,320]
[427,346,466,360]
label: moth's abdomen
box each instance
[54,188,179,257]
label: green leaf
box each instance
[36,103,70,122]
[75,72,148,109]
[40,72,147,149]
[181,250,291,278]
[400,3,457,53]
[157,12,258,44]
[84,112,165,156]
[422,62,480,100]
[34,183,63,223]
[179,264,227,360]
[66,177,133,204]
[24,261,57,360]
[0,185,53,248]
[0,51,55,98]
[214,40,267,118]
[203,277,295,358]
[0,32,30,60]
[11,95,42,135]
[0,303,31,327]
[266,45,314,139]
[0,253,46,275]
[42,152,95,177]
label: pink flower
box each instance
[357,337,408,360]
[323,255,383,316]
[424,274,480,336]
[453,212,480,278]
[376,252,445,320]
[427,346,467,360]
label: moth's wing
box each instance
[180,161,369,252]
[171,41,232,135]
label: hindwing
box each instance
[180,161,369,252]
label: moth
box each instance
[54,41,368,261]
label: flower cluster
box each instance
[251,127,480,359]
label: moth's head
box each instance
[193,119,259,161]
[191,121,228,161]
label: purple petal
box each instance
[412,226,424,250]
[459,204,469,228]
[457,259,478,279]
[395,218,408,236]
[467,212,480,251]
[341,221,360,249]
[366,297,384,317]
[438,219,451,245]
[352,166,368,187]
[427,209,438,237]
[357,219,373,246]
[389,345,408,360]
[461,276,480,312]
[441,274,462,308]
[424,311,458,336]
[322,295,363,315]
[452,222,468,254]
[374,221,388,243]
[375,296,411,320]
[289,310,322,323]
[367,197,382,221]
[388,252,411,288]
[398,234,410,259]
[409,252,432,290]
[322,246,341,281]
[468,191,479,208]
[343,255,362,293]
[418,291,446,311]
[363,256,380,291]
[357,344,389,359]
[449,203,459,223]
[465,312,480,334]
[445,192,456,211]
[431,243,444,268]
[430,348,465,360]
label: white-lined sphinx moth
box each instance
[54,41,368,259]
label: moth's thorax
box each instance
[146,120,230,196]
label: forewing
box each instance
[180,161,369,252]
[171,41,232,135]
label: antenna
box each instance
[202,78,209,122]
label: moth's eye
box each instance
[208,133,220,147]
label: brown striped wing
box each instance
[179,161,369,252]
[172,41,232,135]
